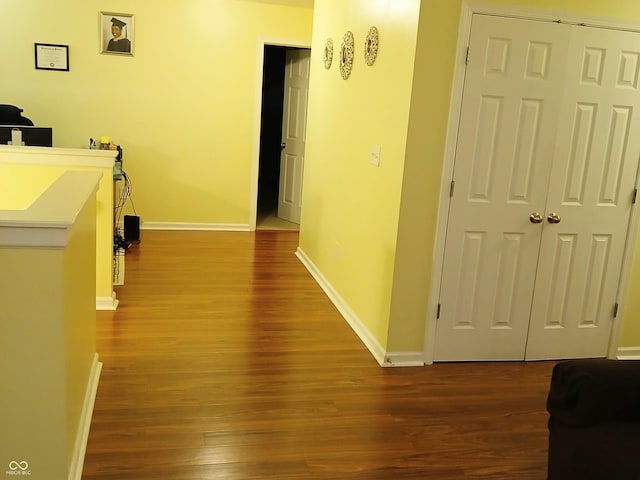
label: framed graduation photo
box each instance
[100,12,134,55]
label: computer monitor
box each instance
[0,125,52,147]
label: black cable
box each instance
[113,167,135,251]
[121,170,138,216]
[114,169,140,248]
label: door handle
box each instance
[281,142,286,151]
[547,212,561,224]
[529,213,543,224]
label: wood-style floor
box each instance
[83,230,555,480]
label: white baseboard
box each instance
[617,346,640,360]
[141,222,250,232]
[383,352,425,367]
[68,354,102,480]
[295,247,387,366]
[96,292,119,311]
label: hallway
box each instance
[84,230,553,479]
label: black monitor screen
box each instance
[0,125,52,147]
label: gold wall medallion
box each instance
[340,31,354,80]
[364,26,379,66]
[323,38,333,69]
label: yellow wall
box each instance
[0,150,114,306]
[5,0,640,356]
[303,0,640,356]
[300,0,421,350]
[63,194,97,468]
[621,254,640,346]
[1,0,313,227]
[387,0,462,352]
[0,172,98,479]
[0,165,54,210]
[0,248,68,479]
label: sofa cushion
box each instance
[547,359,640,427]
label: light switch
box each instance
[369,145,381,167]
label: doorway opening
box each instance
[256,45,308,231]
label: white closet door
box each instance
[525,26,640,360]
[435,15,640,362]
[434,15,570,361]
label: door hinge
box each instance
[465,47,470,65]
[614,303,619,318]
[436,303,441,319]
[449,180,455,198]
[633,188,637,204]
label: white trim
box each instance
[608,166,640,356]
[425,1,640,365]
[96,292,119,311]
[423,2,474,365]
[249,37,312,232]
[617,347,640,360]
[0,225,69,248]
[464,0,640,32]
[295,247,387,366]
[141,222,250,232]
[383,352,425,367]
[68,354,102,480]
[0,145,116,168]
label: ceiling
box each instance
[242,0,314,7]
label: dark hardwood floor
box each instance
[83,230,554,479]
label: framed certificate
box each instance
[34,43,69,71]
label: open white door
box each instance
[278,49,310,224]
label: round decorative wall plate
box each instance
[364,26,379,66]
[323,38,333,69]
[340,31,354,80]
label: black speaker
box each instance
[124,215,140,242]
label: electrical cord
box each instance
[121,171,138,216]
[114,168,139,252]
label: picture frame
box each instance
[34,43,69,71]
[100,12,134,56]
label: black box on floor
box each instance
[124,215,140,242]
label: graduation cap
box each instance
[110,17,126,28]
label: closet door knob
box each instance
[547,212,561,224]
[529,213,543,224]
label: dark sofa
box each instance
[546,359,640,480]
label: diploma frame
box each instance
[34,43,69,71]
[100,12,135,56]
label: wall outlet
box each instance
[369,145,381,167]
[334,241,341,259]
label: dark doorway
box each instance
[257,45,286,223]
